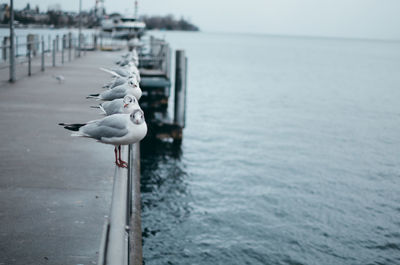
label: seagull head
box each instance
[130,109,145,125]
[127,79,138,88]
[123,95,140,114]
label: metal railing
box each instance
[0,33,94,82]
[98,144,143,265]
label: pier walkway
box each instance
[0,51,123,264]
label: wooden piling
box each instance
[174,50,187,130]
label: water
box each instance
[140,31,400,264]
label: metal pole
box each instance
[52,39,56,67]
[174,50,187,128]
[9,0,15,82]
[78,0,82,57]
[41,37,45,71]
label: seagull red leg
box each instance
[114,146,122,167]
[118,145,128,168]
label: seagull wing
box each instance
[100,86,128,100]
[110,77,126,89]
[81,114,129,141]
[101,99,123,115]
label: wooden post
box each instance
[52,39,56,67]
[174,50,187,129]
[41,37,45,71]
[150,36,154,55]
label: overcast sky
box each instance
[10,0,400,40]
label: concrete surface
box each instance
[0,50,124,265]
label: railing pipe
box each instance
[105,146,129,265]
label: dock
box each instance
[0,32,187,265]
[0,50,132,264]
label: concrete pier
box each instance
[0,51,124,264]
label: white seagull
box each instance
[102,76,139,89]
[87,83,142,101]
[59,109,147,168]
[92,95,141,116]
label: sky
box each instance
[9,0,400,40]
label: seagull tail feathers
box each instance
[90,105,101,109]
[58,123,86,132]
[86,94,100,99]
[99,67,121,77]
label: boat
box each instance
[101,16,146,40]
[100,1,146,40]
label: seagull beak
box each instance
[124,104,128,108]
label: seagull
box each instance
[102,76,139,90]
[100,66,140,82]
[52,75,65,83]
[100,67,131,78]
[92,95,141,116]
[59,109,147,168]
[87,83,142,101]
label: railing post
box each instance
[52,39,56,67]
[174,50,187,129]
[15,35,18,57]
[62,35,66,64]
[48,35,51,51]
[41,37,45,72]
[93,34,98,51]
[28,48,31,76]
[68,33,72,62]
[2,37,8,61]
[56,35,59,52]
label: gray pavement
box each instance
[0,51,124,265]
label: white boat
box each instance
[101,16,146,40]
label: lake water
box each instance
[141,31,400,265]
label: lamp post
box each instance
[9,0,15,82]
[78,0,82,57]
